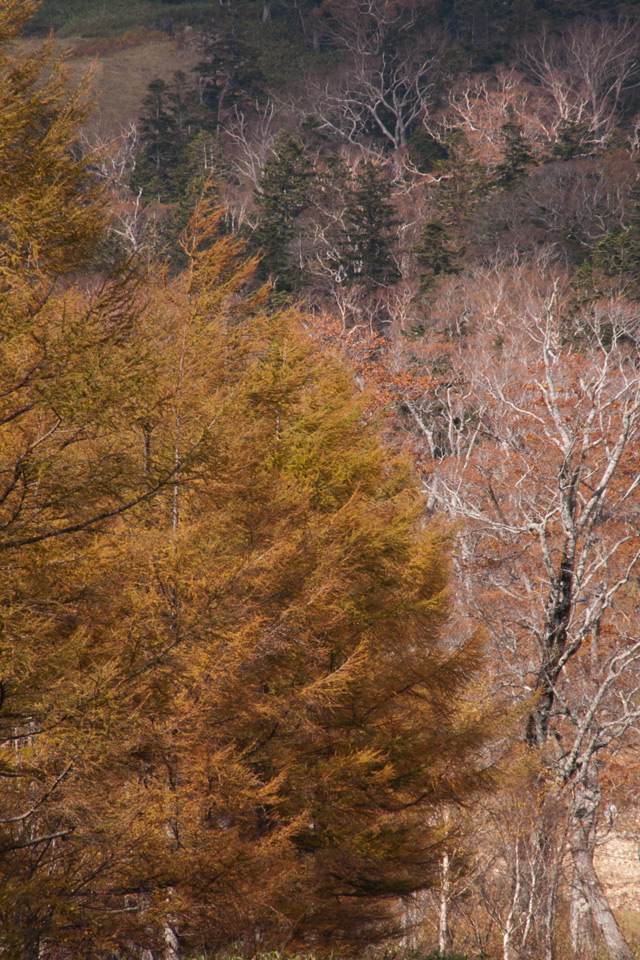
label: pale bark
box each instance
[439,850,452,954]
[424,285,640,959]
[570,867,597,960]
[570,840,631,960]
[521,16,640,142]
[310,2,443,151]
[567,772,632,960]
[502,841,522,960]
[163,921,180,960]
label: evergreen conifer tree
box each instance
[414,218,462,292]
[338,160,400,287]
[132,78,179,199]
[193,9,264,132]
[552,119,593,160]
[252,130,313,289]
[574,178,640,301]
[132,73,204,202]
[495,122,534,187]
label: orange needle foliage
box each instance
[88,205,497,954]
[0,6,498,956]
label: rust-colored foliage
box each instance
[93,206,496,954]
[0,0,105,280]
[0,8,497,958]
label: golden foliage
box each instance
[0,10,498,955]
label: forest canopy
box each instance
[0,3,496,958]
[7,0,640,956]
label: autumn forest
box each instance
[3,0,640,958]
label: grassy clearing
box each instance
[31,0,334,99]
[67,36,201,131]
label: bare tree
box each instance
[224,100,279,188]
[521,16,640,147]
[446,67,552,169]
[83,123,150,254]
[424,277,640,960]
[310,0,443,151]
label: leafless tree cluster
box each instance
[521,15,640,147]
[410,274,640,960]
[306,0,444,151]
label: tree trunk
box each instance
[163,923,179,960]
[570,865,597,960]
[439,850,452,954]
[541,835,561,960]
[569,799,632,960]
[503,841,522,960]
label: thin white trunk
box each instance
[163,919,179,960]
[568,770,632,960]
[439,850,451,954]
[503,843,521,960]
[542,840,562,960]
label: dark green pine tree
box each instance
[413,218,462,293]
[166,70,199,141]
[193,10,264,133]
[552,119,593,160]
[495,122,534,187]
[131,73,206,203]
[131,78,177,200]
[338,161,400,288]
[164,71,206,199]
[252,131,313,290]
[574,178,640,301]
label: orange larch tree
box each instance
[0,6,499,955]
